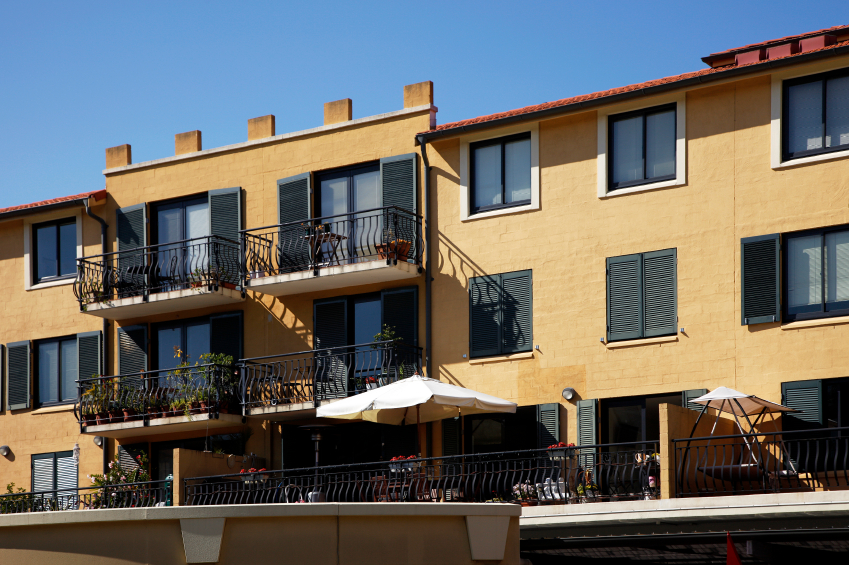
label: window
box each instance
[154,318,211,371]
[783,378,849,433]
[608,104,676,191]
[470,133,531,214]
[783,68,849,161]
[784,225,849,322]
[35,337,77,406]
[606,249,676,342]
[469,270,532,358]
[316,163,382,262]
[32,451,76,494]
[32,218,76,283]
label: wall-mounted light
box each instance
[93,436,104,447]
[562,387,576,401]
[0,446,9,457]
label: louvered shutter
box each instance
[116,204,147,290]
[314,298,348,399]
[782,380,823,425]
[56,452,77,494]
[117,326,147,376]
[380,154,417,214]
[118,445,144,471]
[469,275,501,358]
[741,234,781,325]
[0,344,5,412]
[502,270,533,353]
[208,187,242,285]
[643,249,677,338]
[32,454,55,492]
[607,254,643,341]
[682,389,708,412]
[536,403,560,449]
[576,399,598,446]
[77,331,102,382]
[7,340,30,410]
[442,418,460,457]
[210,311,244,362]
[381,287,418,346]
[277,173,312,274]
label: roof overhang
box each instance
[0,189,107,223]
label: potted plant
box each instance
[577,471,599,502]
[547,441,576,460]
[512,480,538,506]
[376,239,412,261]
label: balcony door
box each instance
[317,164,381,263]
[153,196,210,288]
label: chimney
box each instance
[324,99,352,125]
[248,115,275,141]
[105,144,132,169]
[175,130,202,155]
[404,81,433,108]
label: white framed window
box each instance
[459,123,539,221]
[597,93,687,198]
[24,210,83,291]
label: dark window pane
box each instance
[156,326,182,372]
[826,75,849,149]
[60,339,77,402]
[36,224,58,280]
[473,144,502,209]
[612,116,643,184]
[353,297,381,346]
[185,321,210,365]
[58,222,76,276]
[38,341,59,405]
[645,110,675,179]
[504,138,531,203]
[787,80,823,154]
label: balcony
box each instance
[243,206,422,296]
[75,363,243,438]
[241,341,423,419]
[74,235,244,320]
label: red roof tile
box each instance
[421,38,849,136]
[705,24,849,59]
[0,189,107,217]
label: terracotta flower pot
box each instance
[146,407,160,418]
[82,414,96,426]
[123,408,137,422]
[107,410,120,423]
[199,401,208,411]
[96,412,108,426]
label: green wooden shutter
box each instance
[7,340,31,410]
[741,234,781,325]
[682,389,708,412]
[32,453,55,492]
[0,344,5,412]
[118,444,145,471]
[502,270,533,353]
[56,452,77,493]
[536,403,560,449]
[314,298,348,399]
[576,399,598,447]
[442,418,460,457]
[117,326,147,376]
[116,203,147,290]
[782,380,823,425]
[77,331,102,382]
[277,173,312,274]
[607,254,643,341]
[380,154,418,214]
[469,274,501,358]
[210,311,244,362]
[381,287,418,346]
[643,248,677,338]
[209,187,242,285]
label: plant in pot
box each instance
[146,397,162,419]
[512,480,538,506]
[376,237,412,262]
[577,471,599,502]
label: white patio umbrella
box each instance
[691,386,796,417]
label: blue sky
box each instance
[0,1,845,207]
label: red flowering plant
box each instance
[547,442,575,449]
[87,452,156,509]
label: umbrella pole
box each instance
[417,404,422,457]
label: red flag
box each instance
[726,532,742,565]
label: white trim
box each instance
[459,123,540,222]
[103,104,437,175]
[597,93,687,199]
[781,315,849,330]
[771,57,849,169]
[24,210,83,291]
[604,334,678,349]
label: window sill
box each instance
[781,315,849,330]
[774,147,849,169]
[468,351,534,365]
[599,178,685,199]
[28,277,75,291]
[462,201,539,222]
[31,404,76,415]
[605,335,678,349]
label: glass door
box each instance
[317,164,381,263]
[154,196,209,288]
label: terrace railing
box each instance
[74,235,241,309]
[0,479,172,514]
[674,427,849,497]
[184,442,660,506]
[74,363,240,429]
[242,206,423,279]
[240,341,423,410]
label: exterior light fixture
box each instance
[562,387,576,401]
[0,446,9,457]
[93,436,104,447]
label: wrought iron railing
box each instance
[0,479,172,514]
[674,427,849,497]
[74,363,240,429]
[242,206,423,279]
[240,341,423,411]
[74,235,241,309]
[184,442,659,506]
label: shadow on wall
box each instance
[251,293,312,355]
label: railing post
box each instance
[392,209,399,265]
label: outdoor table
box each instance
[303,232,347,266]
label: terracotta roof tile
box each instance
[421,38,849,136]
[0,189,107,217]
[705,24,849,59]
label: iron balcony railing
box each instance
[183,442,659,506]
[242,206,423,280]
[74,363,240,429]
[0,479,172,514]
[240,341,423,412]
[674,427,849,497]
[74,235,241,309]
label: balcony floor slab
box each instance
[247,260,420,296]
[245,396,346,421]
[82,413,244,438]
[82,286,244,320]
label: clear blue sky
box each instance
[0,1,845,208]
